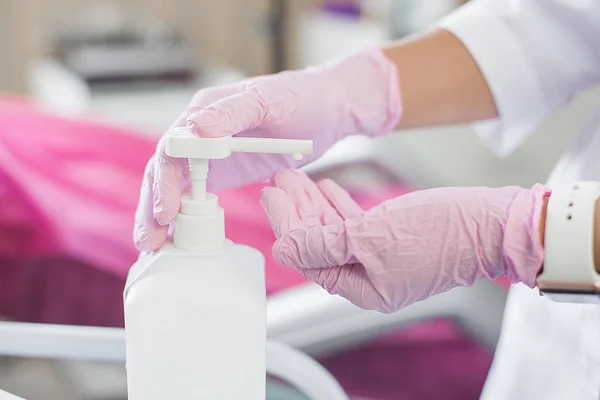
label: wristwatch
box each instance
[537,181,600,303]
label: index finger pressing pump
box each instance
[124,128,317,399]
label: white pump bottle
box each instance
[124,127,312,400]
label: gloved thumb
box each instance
[187,89,267,138]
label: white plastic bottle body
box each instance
[124,243,266,400]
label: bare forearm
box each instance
[382,29,498,129]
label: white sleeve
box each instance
[438,0,600,156]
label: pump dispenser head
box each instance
[164,127,313,252]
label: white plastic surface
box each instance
[0,320,348,400]
[124,243,267,400]
[173,198,225,251]
[165,127,313,160]
[0,321,125,362]
[266,341,349,400]
[0,322,348,400]
[0,389,25,400]
[164,127,313,253]
[538,181,600,302]
[229,137,313,158]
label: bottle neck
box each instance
[172,158,226,252]
[188,158,209,201]
[173,193,226,252]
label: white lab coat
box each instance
[437,1,600,399]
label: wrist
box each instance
[538,193,550,248]
[535,192,550,277]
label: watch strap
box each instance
[537,181,600,301]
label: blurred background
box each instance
[0,0,598,399]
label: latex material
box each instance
[134,47,402,251]
[261,170,548,313]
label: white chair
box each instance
[0,321,349,399]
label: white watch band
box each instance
[537,181,600,303]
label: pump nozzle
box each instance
[164,127,314,251]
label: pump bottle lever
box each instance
[165,127,313,161]
[165,127,313,204]
[230,137,312,160]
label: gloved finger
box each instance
[134,158,169,251]
[317,179,363,220]
[186,89,267,138]
[260,187,303,237]
[152,140,186,225]
[300,265,385,311]
[272,169,340,227]
[299,173,344,225]
[272,223,356,269]
[170,86,240,129]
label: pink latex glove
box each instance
[134,47,402,251]
[260,170,549,313]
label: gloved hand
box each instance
[134,47,402,251]
[260,170,549,313]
